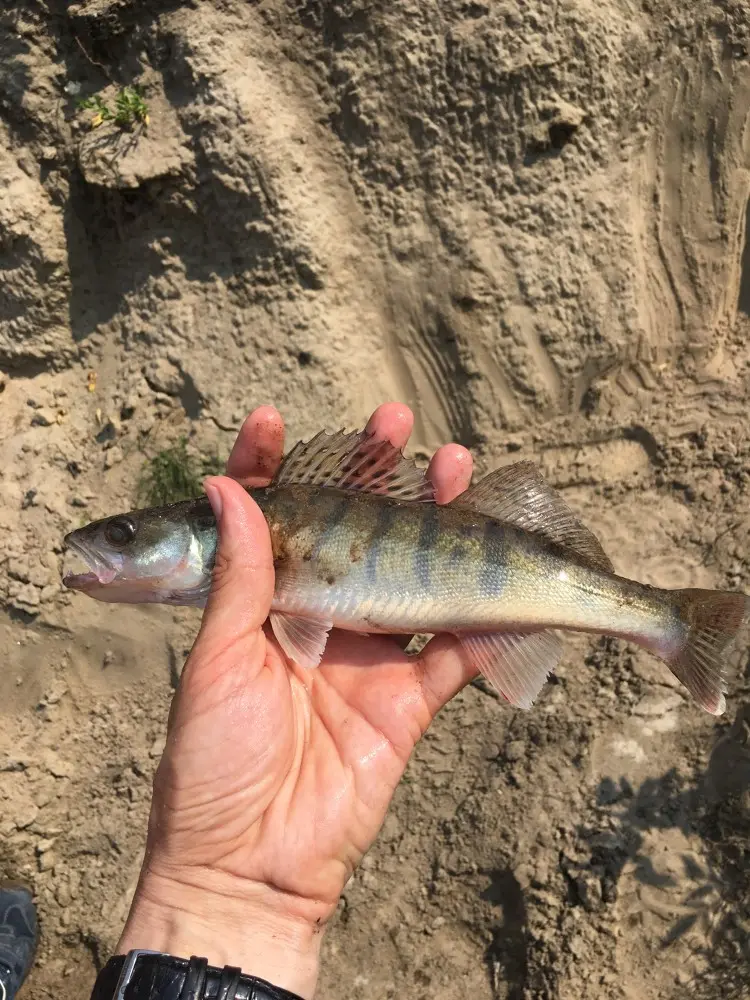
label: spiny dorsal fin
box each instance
[273,428,435,502]
[453,461,613,573]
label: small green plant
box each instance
[137,440,225,507]
[78,85,149,130]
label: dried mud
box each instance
[2,1,750,998]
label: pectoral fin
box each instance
[460,629,564,709]
[270,612,333,669]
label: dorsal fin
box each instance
[452,461,613,573]
[272,428,435,502]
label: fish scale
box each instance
[257,485,666,637]
[62,424,750,716]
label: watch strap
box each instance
[90,951,306,1000]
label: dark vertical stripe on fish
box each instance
[364,502,398,584]
[479,519,504,597]
[415,504,439,589]
[448,543,466,570]
[312,497,350,562]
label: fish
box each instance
[62,426,749,715]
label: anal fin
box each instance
[270,612,333,669]
[460,629,564,709]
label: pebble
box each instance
[34,785,55,809]
[40,584,59,603]
[11,583,40,610]
[8,558,53,588]
[31,408,56,427]
[632,692,683,718]
[31,565,53,587]
[43,752,73,778]
[15,801,39,830]
[120,397,137,420]
[38,850,56,872]
[44,683,68,706]
[1,757,28,772]
[569,934,585,960]
[575,870,603,912]
[103,445,124,469]
[378,812,401,844]
[144,358,183,396]
[6,556,31,582]
[56,883,71,907]
[95,417,119,444]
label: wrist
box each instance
[117,868,326,999]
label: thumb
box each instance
[198,476,275,648]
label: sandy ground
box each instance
[2,0,750,997]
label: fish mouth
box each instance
[62,534,120,590]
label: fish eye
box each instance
[104,516,137,547]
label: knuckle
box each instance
[208,548,233,596]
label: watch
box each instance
[89,950,307,1000]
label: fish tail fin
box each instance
[663,589,750,715]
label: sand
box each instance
[1,0,750,997]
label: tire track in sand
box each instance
[165,5,416,426]
[629,34,750,359]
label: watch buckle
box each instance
[115,949,161,1000]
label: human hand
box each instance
[118,403,476,997]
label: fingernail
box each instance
[204,480,223,521]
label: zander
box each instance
[62,427,749,715]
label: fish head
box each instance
[62,499,215,605]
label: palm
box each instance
[157,626,431,917]
[146,403,475,923]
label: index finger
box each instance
[226,405,285,487]
[227,402,418,488]
[365,401,414,449]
